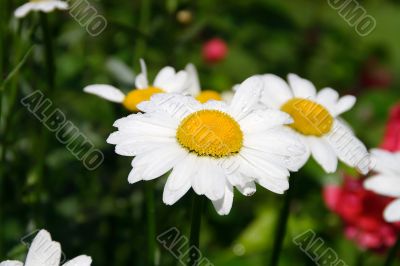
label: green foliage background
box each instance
[1,0,400,265]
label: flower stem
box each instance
[383,233,400,266]
[39,13,55,92]
[188,194,204,266]
[145,182,156,266]
[269,184,293,266]
[355,249,365,266]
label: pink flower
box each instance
[323,176,400,251]
[381,104,400,152]
[202,38,228,63]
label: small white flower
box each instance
[260,73,370,174]
[84,59,190,112]
[14,0,69,18]
[107,76,306,215]
[0,230,92,266]
[364,149,400,222]
[185,63,234,104]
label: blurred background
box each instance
[1,0,400,265]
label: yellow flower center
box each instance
[122,87,164,112]
[281,98,333,136]
[195,90,222,103]
[176,110,243,157]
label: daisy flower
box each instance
[0,229,92,266]
[185,63,234,104]
[107,76,306,215]
[364,149,400,222]
[14,0,69,18]
[83,60,190,112]
[260,73,370,174]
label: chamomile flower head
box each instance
[14,0,69,18]
[364,149,400,222]
[84,59,190,112]
[185,63,234,104]
[107,76,306,215]
[0,229,92,266]
[260,73,371,174]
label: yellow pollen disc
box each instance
[196,90,222,103]
[176,110,243,157]
[281,98,333,136]
[122,87,164,112]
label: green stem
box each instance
[269,184,293,266]
[145,182,156,266]
[355,249,365,266]
[188,194,204,266]
[39,13,55,92]
[383,233,400,266]
[0,0,6,258]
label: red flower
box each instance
[323,176,400,251]
[202,38,228,63]
[360,58,392,89]
[381,104,400,152]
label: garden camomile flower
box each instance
[107,76,306,215]
[364,149,400,222]
[0,229,92,266]
[83,59,190,112]
[259,74,370,174]
[185,63,234,104]
[14,0,69,18]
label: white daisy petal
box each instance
[364,175,400,198]
[163,155,194,205]
[14,1,68,18]
[307,137,338,173]
[260,74,293,108]
[191,158,226,201]
[236,180,256,196]
[38,1,68,12]
[0,261,23,266]
[130,145,186,181]
[62,255,92,266]
[256,175,289,194]
[317,87,339,104]
[287,74,317,99]
[384,199,400,222]
[325,120,370,174]
[316,87,339,114]
[83,84,125,103]
[25,230,61,266]
[14,3,34,18]
[333,95,356,116]
[153,67,176,87]
[239,109,292,134]
[158,71,189,93]
[137,93,201,120]
[212,184,234,215]
[202,100,229,112]
[135,59,149,89]
[185,64,201,96]
[221,91,234,104]
[229,76,263,120]
[370,149,400,175]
